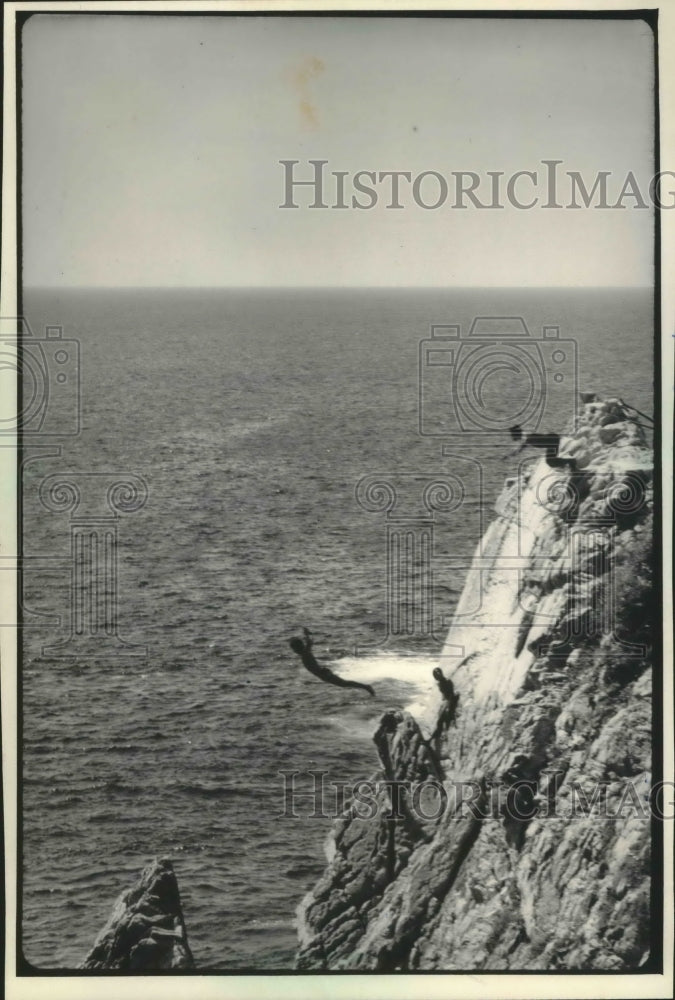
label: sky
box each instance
[22,14,656,287]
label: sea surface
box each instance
[18,286,654,969]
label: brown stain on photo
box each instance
[287,56,325,130]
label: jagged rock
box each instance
[81,858,195,970]
[296,398,654,971]
[599,424,625,444]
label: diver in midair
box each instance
[289,628,375,697]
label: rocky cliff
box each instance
[295,397,655,971]
[81,857,195,971]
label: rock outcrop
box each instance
[81,858,195,970]
[296,398,655,971]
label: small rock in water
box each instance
[80,857,195,971]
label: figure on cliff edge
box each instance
[506,425,577,471]
[289,627,375,697]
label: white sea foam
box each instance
[330,652,441,718]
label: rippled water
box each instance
[19,286,653,969]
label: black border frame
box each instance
[8,3,666,979]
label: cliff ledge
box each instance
[296,397,655,971]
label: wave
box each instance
[179,782,262,800]
[329,651,440,716]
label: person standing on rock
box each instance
[289,627,375,697]
[505,425,577,471]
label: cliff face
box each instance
[296,398,655,971]
[81,858,195,971]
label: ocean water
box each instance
[18,286,653,970]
